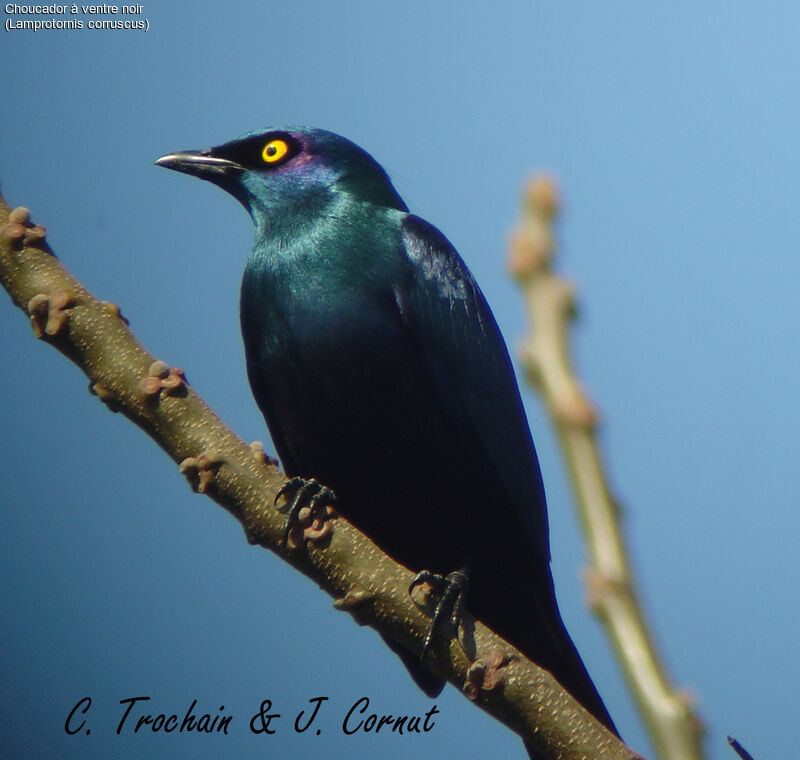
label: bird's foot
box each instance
[409,568,469,661]
[275,477,337,551]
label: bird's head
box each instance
[156,127,408,224]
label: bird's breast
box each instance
[239,228,484,572]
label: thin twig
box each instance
[726,736,755,760]
[508,176,705,760]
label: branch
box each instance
[0,188,643,760]
[508,176,705,760]
[727,736,755,760]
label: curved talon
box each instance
[409,569,470,661]
[274,476,306,506]
[275,477,337,551]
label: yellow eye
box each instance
[262,139,289,164]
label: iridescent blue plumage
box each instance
[157,127,617,754]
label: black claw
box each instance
[409,569,470,661]
[275,476,336,551]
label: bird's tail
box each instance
[524,572,618,739]
[520,592,617,760]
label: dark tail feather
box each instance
[523,572,618,740]
[381,634,445,698]
[521,617,617,760]
[520,638,617,760]
[524,739,542,759]
[548,618,617,735]
[528,585,617,737]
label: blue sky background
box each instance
[1,3,798,759]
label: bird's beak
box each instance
[155,150,245,179]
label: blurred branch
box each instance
[0,189,644,760]
[507,177,705,760]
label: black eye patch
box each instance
[211,133,300,169]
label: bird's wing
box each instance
[395,214,551,562]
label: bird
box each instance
[156,127,617,756]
